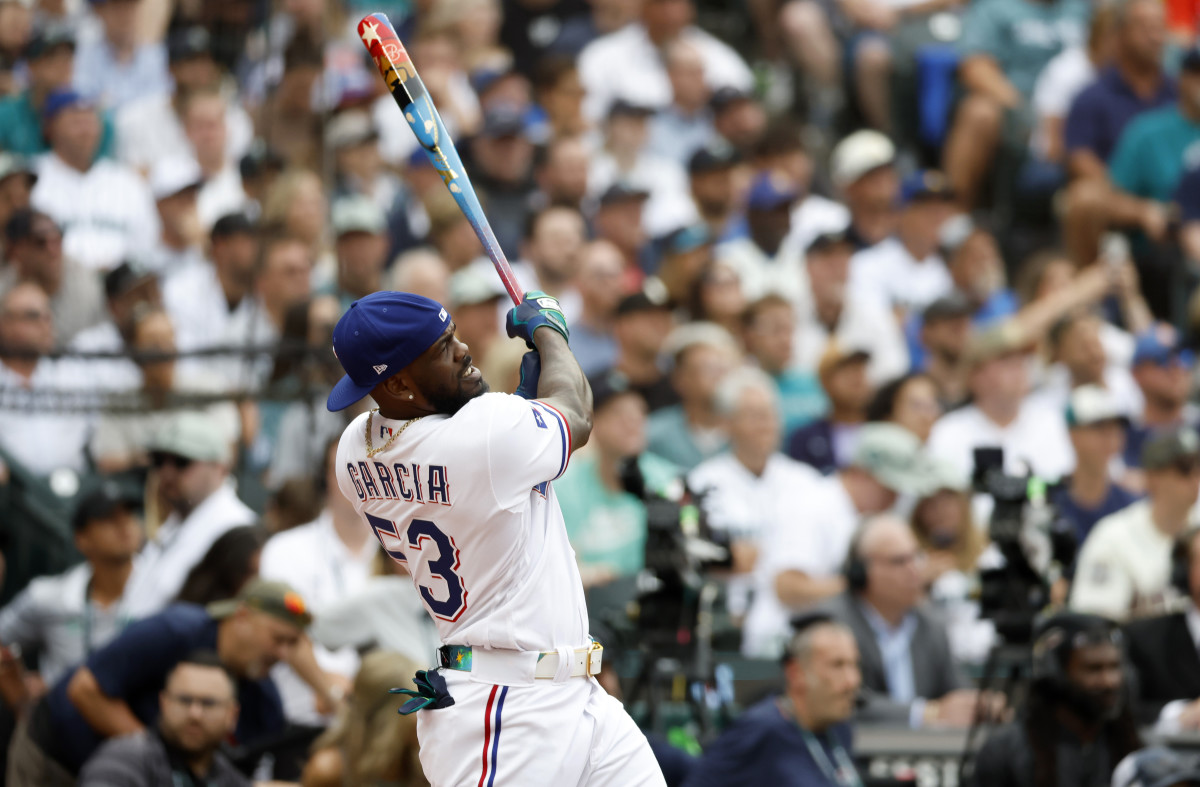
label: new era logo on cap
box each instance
[373,364,388,375]
[439,308,448,321]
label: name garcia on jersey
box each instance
[345,461,452,505]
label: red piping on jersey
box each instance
[478,684,499,787]
[534,399,572,477]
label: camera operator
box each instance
[820,514,997,727]
[1071,426,1200,622]
[682,614,863,787]
[1125,529,1200,732]
[970,612,1140,787]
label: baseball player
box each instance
[328,290,665,786]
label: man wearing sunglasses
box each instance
[122,411,255,619]
[1072,425,1200,622]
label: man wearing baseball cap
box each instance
[11,579,307,784]
[1126,325,1198,471]
[325,290,665,785]
[1072,425,1200,622]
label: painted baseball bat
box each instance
[357,13,523,306]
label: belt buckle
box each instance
[586,641,603,676]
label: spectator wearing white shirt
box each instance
[182,89,246,230]
[578,0,754,123]
[1072,426,1200,622]
[848,171,956,320]
[588,99,694,238]
[0,479,141,691]
[742,423,931,657]
[260,441,379,726]
[121,411,255,619]
[646,40,715,166]
[144,156,206,277]
[0,209,106,345]
[72,0,171,112]
[0,281,93,476]
[716,170,805,302]
[690,368,823,618]
[928,327,1075,482]
[1030,312,1142,420]
[114,26,254,176]
[792,228,910,386]
[32,89,157,272]
[69,261,161,396]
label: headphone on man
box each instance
[842,527,869,592]
[1171,529,1200,598]
[1030,614,1123,687]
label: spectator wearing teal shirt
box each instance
[558,373,680,587]
[1109,51,1200,203]
[945,0,1091,206]
[0,26,114,160]
[742,294,827,434]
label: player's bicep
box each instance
[487,396,572,509]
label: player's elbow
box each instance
[569,408,592,452]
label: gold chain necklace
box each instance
[365,409,426,458]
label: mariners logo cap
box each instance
[327,291,451,412]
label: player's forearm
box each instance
[66,668,144,738]
[533,329,592,451]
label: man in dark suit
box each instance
[820,514,998,727]
[1125,528,1200,729]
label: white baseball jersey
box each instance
[335,392,590,653]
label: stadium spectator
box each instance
[681,615,863,787]
[820,514,992,727]
[0,281,92,476]
[848,171,956,320]
[942,0,1090,207]
[72,0,170,111]
[183,89,247,228]
[531,134,591,214]
[259,441,378,726]
[0,208,106,345]
[163,212,258,374]
[1072,425,1200,622]
[571,240,626,376]
[513,204,587,318]
[741,294,826,433]
[176,525,268,607]
[829,130,898,251]
[1125,326,1199,472]
[559,373,676,588]
[709,87,767,158]
[686,144,743,244]
[77,651,249,787]
[145,156,206,277]
[1052,385,1141,543]
[301,651,426,787]
[69,260,160,394]
[121,411,255,619]
[608,290,678,411]
[1125,528,1200,731]
[928,328,1075,481]
[577,0,753,123]
[690,368,820,616]
[914,294,974,408]
[8,580,305,781]
[792,229,910,385]
[532,57,589,140]
[447,266,507,368]
[467,104,537,260]
[744,424,930,657]
[0,25,115,158]
[0,155,36,238]
[646,321,739,469]
[866,373,943,444]
[970,613,1140,787]
[0,480,140,692]
[786,343,872,474]
[939,217,1020,327]
[716,170,802,302]
[115,26,254,177]
[260,170,330,278]
[31,89,157,272]
[658,224,714,312]
[646,40,715,166]
[1032,312,1141,418]
[323,196,389,313]
[594,182,653,276]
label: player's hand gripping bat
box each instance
[357,12,522,307]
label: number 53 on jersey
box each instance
[366,513,468,621]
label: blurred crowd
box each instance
[5,0,1200,784]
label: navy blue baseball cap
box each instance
[42,89,92,121]
[1132,326,1194,368]
[746,171,799,211]
[327,291,451,411]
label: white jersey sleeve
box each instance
[485,397,572,511]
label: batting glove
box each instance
[513,350,541,399]
[506,290,569,348]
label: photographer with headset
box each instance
[1125,528,1200,732]
[969,612,1141,787]
[818,514,997,727]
